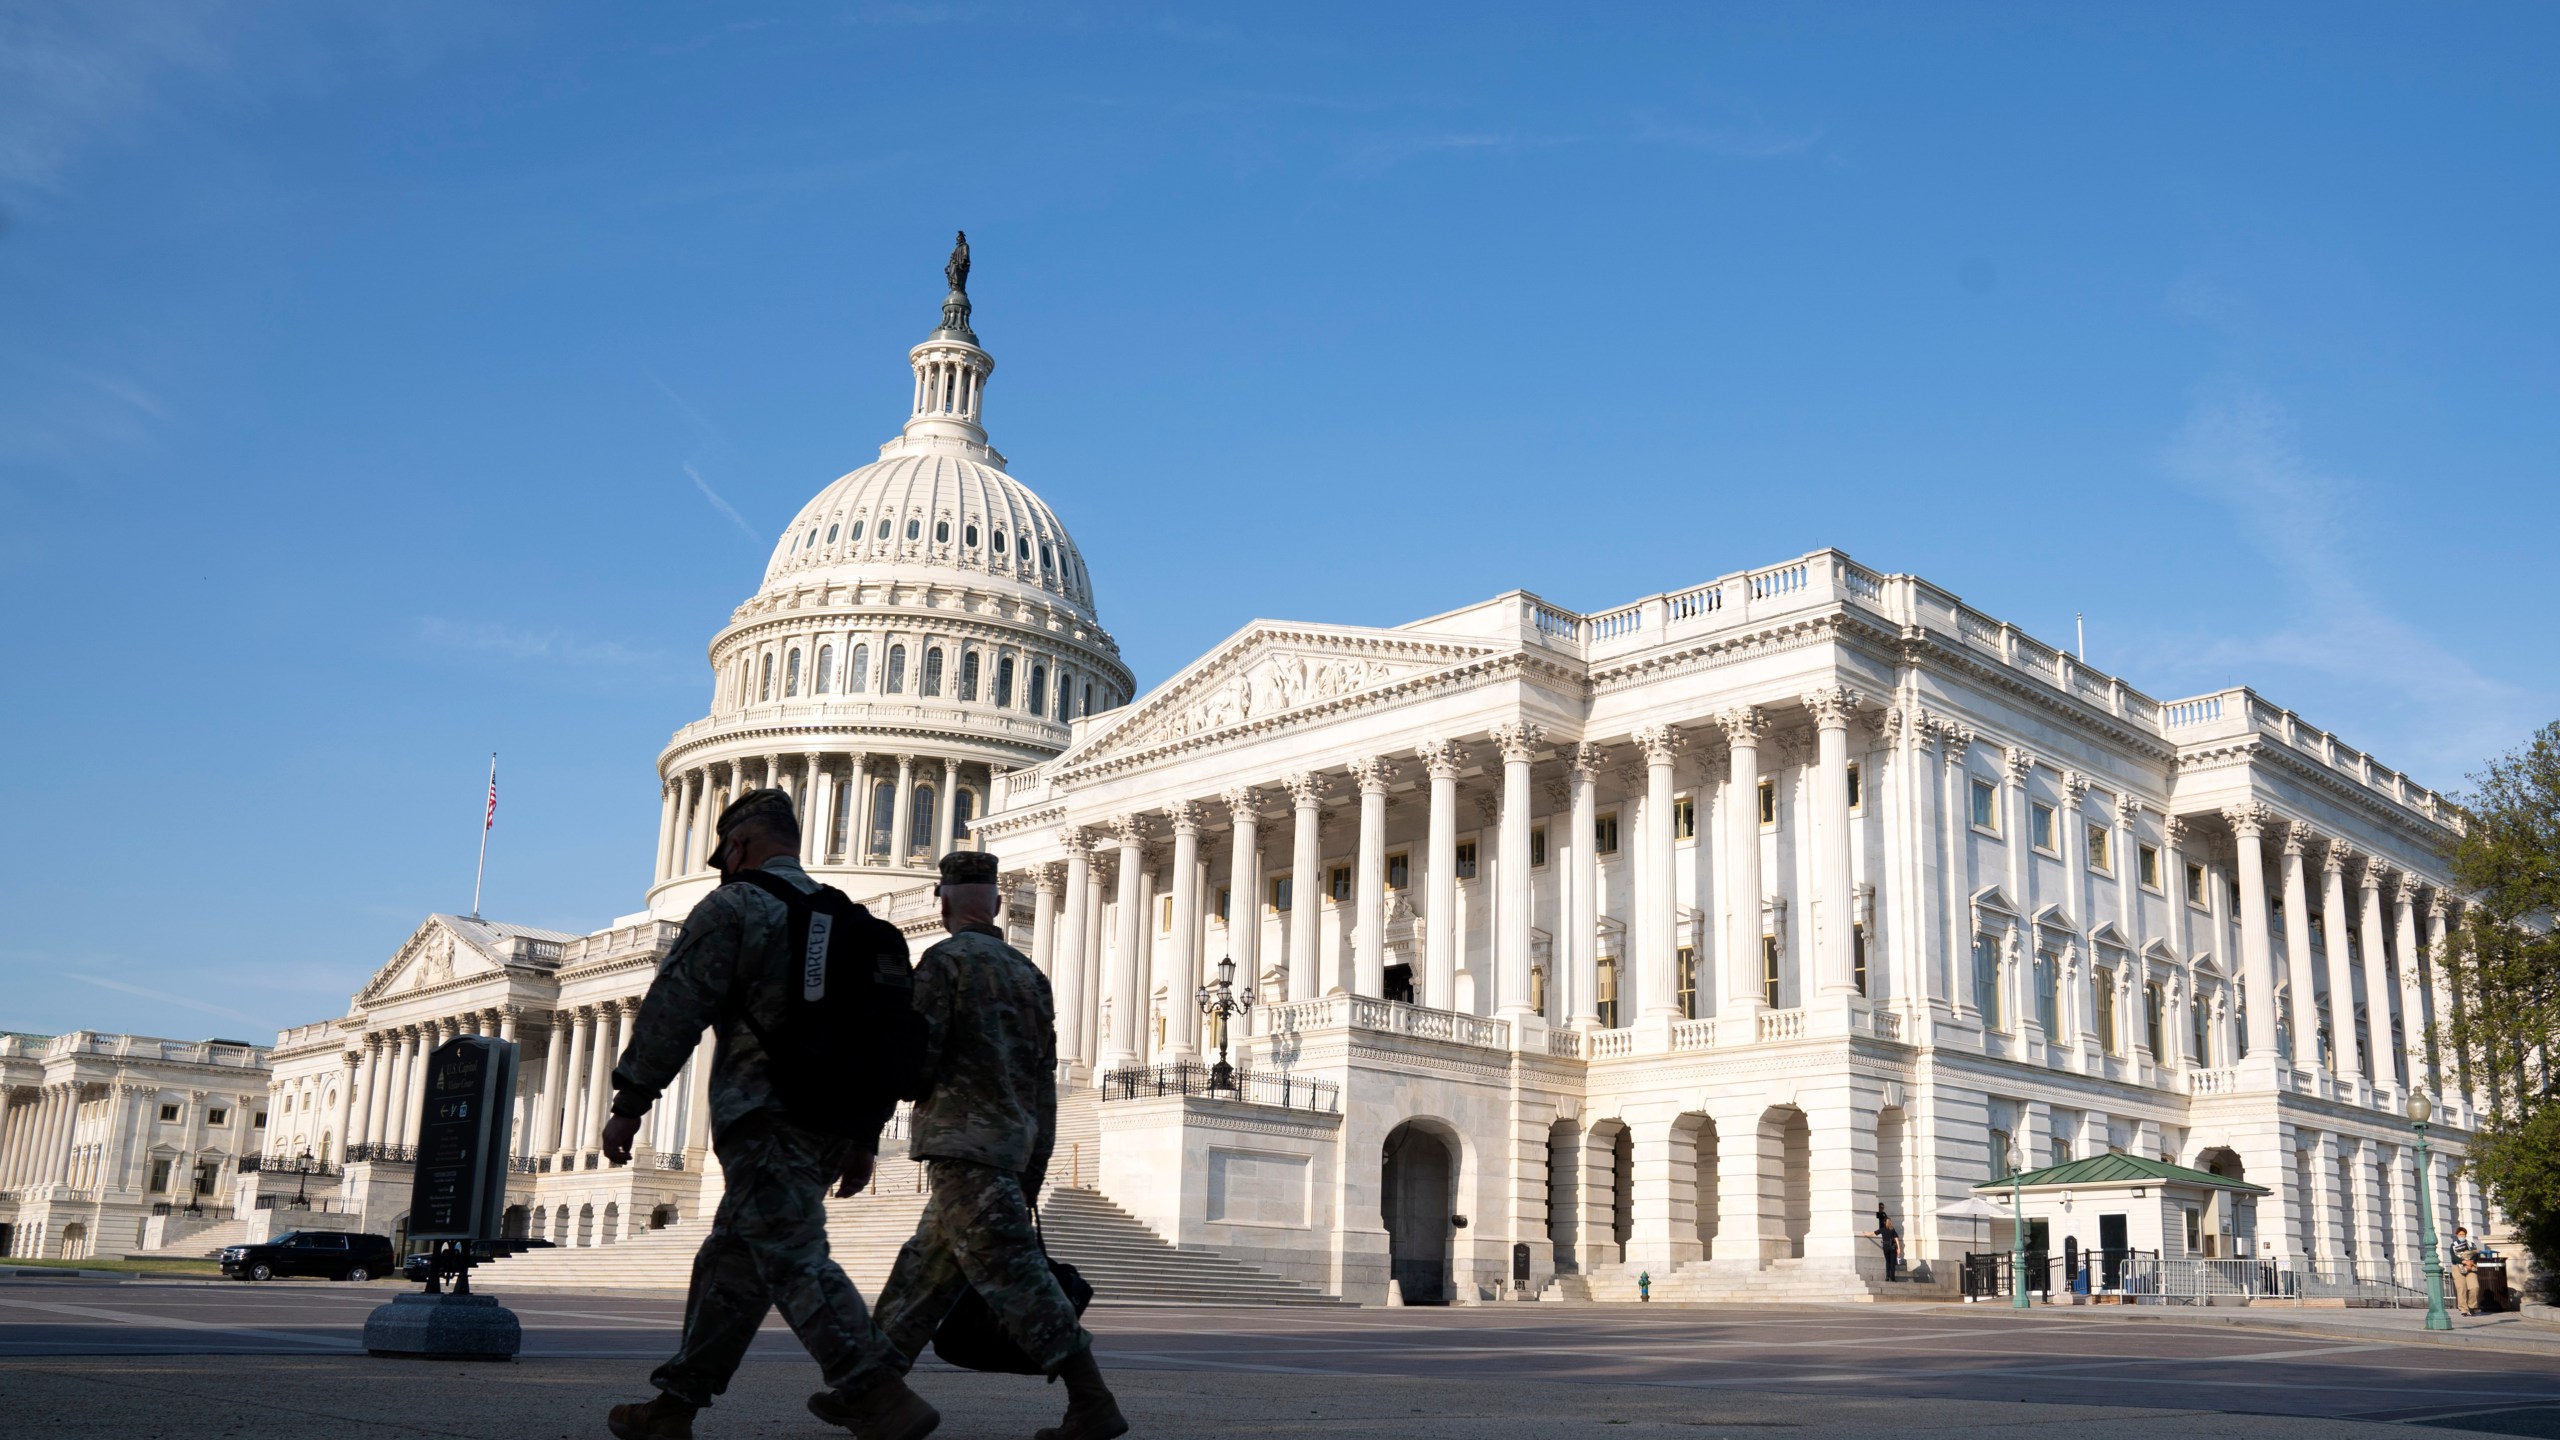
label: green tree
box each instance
[2443,720,2560,1290]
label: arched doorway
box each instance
[1761,1106,1811,1259]
[1381,1123,1456,1305]
[59,1223,87,1260]
[1678,1114,1719,1252]
[502,1205,529,1240]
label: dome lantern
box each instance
[902,230,995,451]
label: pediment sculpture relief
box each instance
[1131,650,1429,748]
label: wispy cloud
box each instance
[653,377,764,543]
[2157,381,2537,782]
[71,973,268,1027]
[685,462,760,542]
[1631,114,1825,160]
[417,618,658,668]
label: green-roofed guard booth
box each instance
[1973,1155,2269,1301]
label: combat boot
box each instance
[807,1373,940,1440]
[1034,1346,1128,1440]
[605,1393,696,1440]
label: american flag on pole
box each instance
[485,761,499,830]
[472,752,498,918]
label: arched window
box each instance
[1018,535,1031,562]
[886,645,907,694]
[994,655,1015,709]
[965,523,980,548]
[934,519,951,544]
[870,781,895,857]
[1040,542,1054,571]
[1057,670,1072,719]
[1027,663,1047,718]
[826,523,839,543]
[955,789,976,838]
[909,784,936,856]
[905,518,921,541]
[1083,682,1095,715]
[760,654,774,701]
[851,519,866,541]
[993,528,1008,558]
[784,648,802,697]
[959,650,981,702]
[849,644,870,693]
[922,647,944,697]
[815,645,834,694]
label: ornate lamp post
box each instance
[1195,955,1255,1091]
[2008,1140,2031,1310]
[291,1147,314,1209]
[2409,1089,2454,1331]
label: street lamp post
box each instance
[291,1147,314,1210]
[1195,955,1255,1092]
[2409,1090,2454,1331]
[2008,1141,2031,1310]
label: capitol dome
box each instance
[643,235,1133,916]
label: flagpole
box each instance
[472,752,496,919]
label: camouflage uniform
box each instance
[610,853,903,1409]
[869,923,1088,1375]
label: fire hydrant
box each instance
[1638,1270,1652,1302]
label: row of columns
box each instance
[1019,703,1876,1072]
[0,1084,86,1190]
[2,1082,248,1199]
[655,751,983,884]
[334,1008,520,1157]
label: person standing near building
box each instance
[820,850,1127,1440]
[2450,1225,2482,1315]
[1869,1205,1903,1283]
[597,789,938,1440]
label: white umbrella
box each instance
[1936,1196,2010,1222]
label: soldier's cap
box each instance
[713,787,796,844]
[936,850,999,891]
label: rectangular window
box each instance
[207,1108,228,1127]
[1271,875,1292,913]
[1530,823,1548,869]
[2139,844,2162,891]
[1851,924,1868,997]
[1676,945,1698,1018]
[158,1103,179,1123]
[1327,865,1352,903]
[2145,982,2166,1056]
[1989,1128,2014,1179]
[1762,934,1782,1008]
[2052,1137,2074,1166]
[148,1158,172,1194]
[1672,795,1696,840]
[1758,779,1778,827]
[2185,862,2207,906]
[254,1111,267,1130]
[1973,935,2004,1028]
[2191,994,2211,1064]
[1159,895,1174,932]
[1596,958,1620,1029]
[1970,778,1999,833]
[2086,823,2111,874]
[1386,851,1410,890]
[1593,810,1620,855]
[1453,840,1478,879]
[2035,952,2060,1034]
[2095,969,2119,1054]
[1215,887,1231,923]
[2184,1207,2203,1254]
[2031,802,2057,854]
[1846,762,1863,813]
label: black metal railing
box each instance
[655,1154,687,1171]
[346,1143,416,1164]
[1098,1061,1341,1114]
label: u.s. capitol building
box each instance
[245,253,2481,1303]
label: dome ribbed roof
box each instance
[760,447,1098,617]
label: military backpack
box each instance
[722,871,930,1133]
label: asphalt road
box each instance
[4,1275,2558,1438]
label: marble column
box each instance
[801,755,825,865]
[1223,791,1264,1009]
[683,1027,717,1165]
[1030,865,1061,976]
[1720,708,1768,1015]
[553,1010,591,1164]
[380,1030,414,1150]
[2358,860,2398,1090]
[1081,858,1108,1064]
[1805,689,1858,998]
[1164,804,1203,1057]
[2281,824,2321,1072]
[2225,804,2281,1061]
[655,780,681,883]
[846,752,872,862]
[531,1015,569,1157]
[2393,877,2424,1091]
[2426,896,2459,1102]
[330,1050,358,1163]
[1054,830,1093,1066]
[1104,816,1148,1070]
[585,1003,624,1160]
[1635,725,1684,1017]
[888,755,917,866]
[2320,843,2364,1083]
[1494,722,1543,1020]
[1568,743,1605,1029]
[1351,758,1390,1000]
[1406,747,1458,1012]
[936,757,961,859]
[1285,773,1324,1004]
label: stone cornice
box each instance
[710,604,1133,685]
[662,716,1065,774]
[2173,737,2456,865]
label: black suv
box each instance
[217,1230,396,1282]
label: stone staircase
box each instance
[125,1214,254,1261]
[476,1091,1343,1306]
[1575,1256,1955,1304]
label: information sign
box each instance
[406,1035,519,1242]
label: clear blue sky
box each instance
[4,3,2554,1042]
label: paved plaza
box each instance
[4,1274,2559,1438]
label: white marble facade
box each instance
[0,1031,272,1258]
[258,264,2483,1298]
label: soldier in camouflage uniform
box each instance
[598,789,939,1440]
[819,850,1128,1440]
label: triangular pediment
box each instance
[1066,622,1505,766]
[355,916,503,1004]
[2089,921,2131,951]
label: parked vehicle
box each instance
[217,1231,396,1282]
